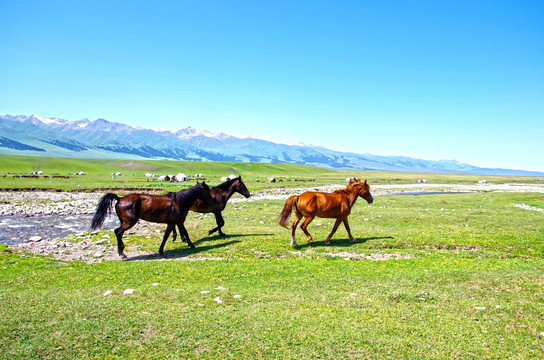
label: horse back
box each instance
[117,194,179,223]
[297,191,349,218]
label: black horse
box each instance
[91,182,213,258]
[170,176,250,242]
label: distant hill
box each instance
[1,114,541,176]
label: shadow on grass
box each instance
[296,236,394,249]
[125,240,241,261]
[194,232,276,244]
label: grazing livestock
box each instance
[279,178,373,247]
[91,182,213,258]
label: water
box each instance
[0,214,118,247]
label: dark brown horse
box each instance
[91,182,212,258]
[279,178,373,247]
[170,176,250,241]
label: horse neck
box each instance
[214,182,238,204]
[345,187,362,208]
[179,187,204,205]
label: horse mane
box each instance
[168,183,208,207]
[345,177,370,191]
[214,176,240,190]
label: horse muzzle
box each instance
[367,196,374,204]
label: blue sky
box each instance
[1,1,543,172]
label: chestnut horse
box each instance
[91,182,212,258]
[279,178,373,247]
[170,176,250,241]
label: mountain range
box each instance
[0,114,541,176]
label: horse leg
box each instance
[180,224,195,248]
[343,218,355,242]
[159,224,175,256]
[300,216,315,244]
[176,220,194,249]
[114,221,136,258]
[325,218,343,246]
[171,226,177,243]
[177,224,188,242]
[210,211,226,237]
[290,213,302,248]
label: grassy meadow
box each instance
[1,156,543,359]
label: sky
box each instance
[1,1,543,172]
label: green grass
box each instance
[1,252,543,359]
[2,181,544,358]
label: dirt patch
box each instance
[326,251,415,261]
[288,250,415,261]
[514,203,544,213]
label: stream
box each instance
[0,214,118,247]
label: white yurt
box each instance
[175,172,188,182]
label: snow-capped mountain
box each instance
[0,114,541,175]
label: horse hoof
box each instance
[325,241,331,246]
[119,252,128,259]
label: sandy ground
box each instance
[232,182,544,203]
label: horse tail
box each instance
[91,193,119,231]
[279,195,298,228]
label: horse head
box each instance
[353,179,373,204]
[195,181,213,203]
[234,176,251,198]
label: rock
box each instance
[152,283,159,286]
[474,306,486,310]
[123,289,136,295]
[103,290,112,296]
[29,236,42,242]
[233,295,241,299]
[213,296,224,304]
[93,252,104,258]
